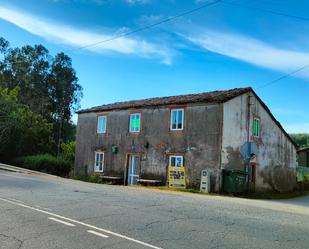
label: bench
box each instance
[99,176,123,184]
[137,179,162,186]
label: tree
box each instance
[0,37,82,155]
[0,87,54,162]
[290,134,309,148]
[49,53,82,154]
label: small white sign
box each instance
[200,170,210,193]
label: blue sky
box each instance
[0,0,308,133]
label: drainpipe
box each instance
[246,94,252,194]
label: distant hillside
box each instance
[290,134,309,149]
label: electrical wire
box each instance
[73,0,222,51]
[257,64,309,90]
[222,0,309,22]
[0,0,222,66]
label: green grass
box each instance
[71,175,102,183]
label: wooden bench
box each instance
[99,176,123,184]
[137,179,162,186]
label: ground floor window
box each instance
[169,155,184,167]
[94,151,104,172]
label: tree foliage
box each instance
[0,37,82,155]
[0,87,54,162]
[290,134,309,148]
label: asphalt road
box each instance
[0,170,308,249]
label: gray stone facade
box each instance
[74,88,297,192]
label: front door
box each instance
[128,155,140,186]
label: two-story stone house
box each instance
[74,87,297,192]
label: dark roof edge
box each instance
[297,147,309,153]
[76,87,252,114]
[248,89,298,149]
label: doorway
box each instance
[127,155,140,186]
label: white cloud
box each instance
[284,123,309,134]
[125,0,151,5]
[0,5,173,64]
[184,28,309,78]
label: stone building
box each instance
[74,87,297,192]
[297,148,309,168]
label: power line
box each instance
[0,0,222,65]
[222,0,309,22]
[251,0,309,13]
[72,0,222,51]
[257,64,309,90]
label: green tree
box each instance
[0,87,54,162]
[0,37,82,154]
[49,53,82,154]
[290,134,309,148]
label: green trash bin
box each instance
[223,169,247,194]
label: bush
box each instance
[16,154,71,176]
[61,141,75,162]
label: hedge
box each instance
[16,154,71,176]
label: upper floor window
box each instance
[94,151,104,172]
[130,113,141,132]
[170,109,184,131]
[253,117,260,138]
[97,115,107,133]
[169,155,184,167]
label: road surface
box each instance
[0,169,308,249]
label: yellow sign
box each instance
[168,166,186,189]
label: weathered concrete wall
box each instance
[75,103,223,191]
[222,94,297,192]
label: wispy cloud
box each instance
[125,0,151,5]
[0,5,173,64]
[183,28,309,78]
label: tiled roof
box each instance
[77,87,252,113]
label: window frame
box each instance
[253,117,260,138]
[170,108,184,131]
[129,113,141,133]
[169,155,184,167]
[97,115,107,134]
[94,151,104,173]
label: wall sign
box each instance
[168,166,186,189]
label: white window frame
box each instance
[129,113,141,133]
[169,155,184,167]
[170,108,184,131]
[94,151,104,172]
[97,115,107,134]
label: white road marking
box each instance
[35,205,52,211]
[9,198,25,204]
[87,230,109,238]
[0,197,163,249]
[48,217,76,227]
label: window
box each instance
[170,109,184,131]
[169,155,184,167]
[253,117,260,138]
[94,152,104,172]
[97,115,106,133]
[129,113,141,132]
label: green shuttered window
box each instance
[130,113,141,132]
[253,118,260,138]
